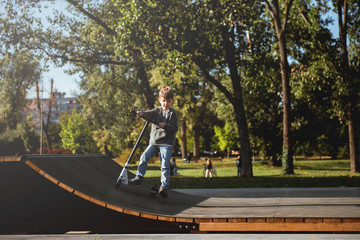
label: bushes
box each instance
[35,147,72,155]
[0,127,25,156]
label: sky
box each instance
[28,0,80,99]
[31,1,340,99]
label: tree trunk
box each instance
[234,105,253,177]
[338,0,359,172]
[36,81,52,150]
[265,0,294,174]
[193,121,200,160]
[279,33,294,174]
[180,119,187,159]
[348,104,359,172]
[133,51,155,110]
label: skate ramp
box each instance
[22,155,206,218]
[0,155,194,234]
[1,155,360,233]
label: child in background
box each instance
[205,158,213,178]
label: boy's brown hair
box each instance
[159,86,174,100]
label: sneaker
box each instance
[129,175,143,185]
[159,186,168,198]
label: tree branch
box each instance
[66,0,116,36]
[297,6,310,25]
[158,25,235,105]
[264,0,275,19]
[192,56,235,105]
[282,0,295,31]
[52,55,129,65]
[343,0,348,38]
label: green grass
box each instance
[124,157,360,189]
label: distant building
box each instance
[22,91,82,127]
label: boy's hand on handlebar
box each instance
[136,111,143,118]
[158,122,165,128]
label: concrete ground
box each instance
[174,187,360,198]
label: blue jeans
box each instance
[136,144,173,189]
[237,167,241,176]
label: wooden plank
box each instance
[58,182,74,193]
[43,173,59,185]
[3,157,21,162]
[323,218,342,223]
[123,209,140,217]
[228,218,247,223]
[89,197,107,207]
[305,218,323,223]
[199,222,360,232]
[74,190,91,201]
[267,218,285,223]
[248,218,266,223]
[213,218,227,223]
[286,218,304,223]
[25,160,41,172]
[158,216,175,222]
[140,213,158,220]
[176,217,194,223]
[106,203,124,213]
[195,218,213,223]
[343,218,360,223]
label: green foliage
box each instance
[47,122,63,149]
[1,0,358,170]
[59,111,100,154]
[214,122,239,154]
[19,115,40,153]
[78,66,141,154]
[0,125,25,156]
[0,52,41,133]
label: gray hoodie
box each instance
[139,107,178,146]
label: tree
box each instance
[62,0,156,110]
[290,0,359,169]
[78,65,143,154]
[59,111,99,154]
[214,122,239,159]
[264,0,295,174]
[111,0,259,177]
[19,115,40,153]
[335,0,359,172]
[0,52,41,133]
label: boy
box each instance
[129,86,178,198]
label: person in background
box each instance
[205,158,213,178]
[170,157,178,176]
[236,155,242,177]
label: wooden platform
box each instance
[1,155,359,233]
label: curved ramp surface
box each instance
[1,155,360,233]
[22,155,207,218]
[0,155,188,234]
